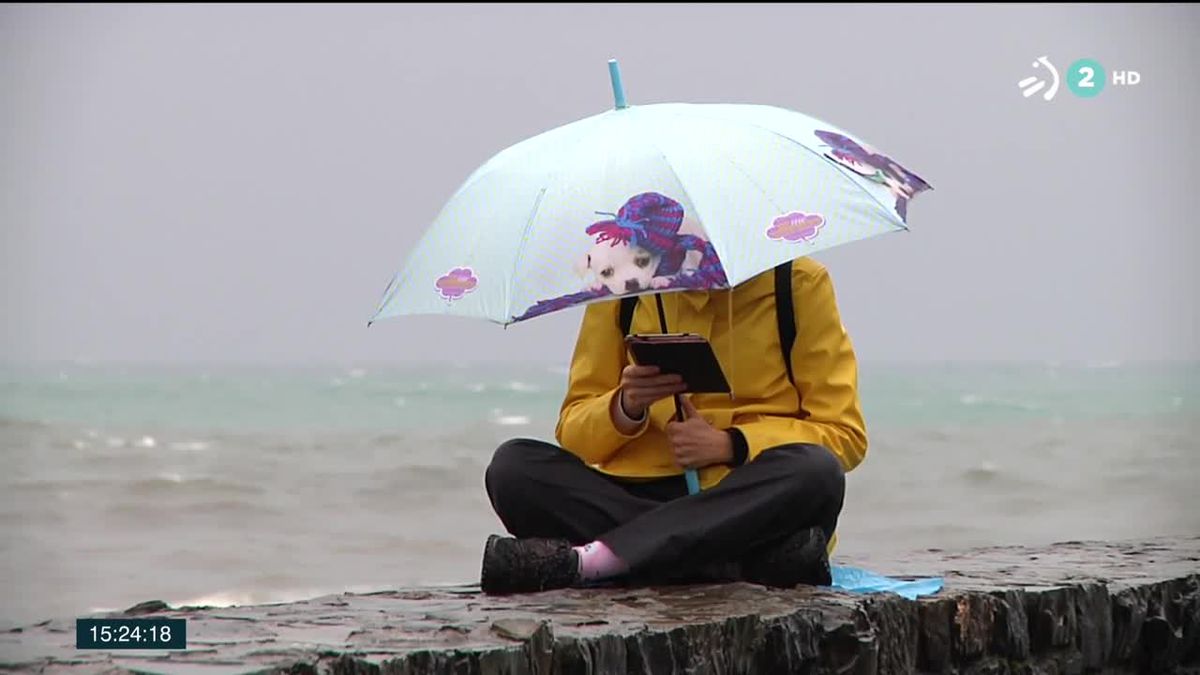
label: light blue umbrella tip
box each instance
[608,59,627,110]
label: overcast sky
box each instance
[2,3,1196,366]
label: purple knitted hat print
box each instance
[584,192,685,257]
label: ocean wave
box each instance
[356,464,477,495]
[123,476,266,497]
[8,477,122,492]
[0,416,56,432]
[489,408,531,426]
[105,497,280,518]
[957,394,1042,412]
[963,461,1002,482]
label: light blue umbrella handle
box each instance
[608,59,627,110]
[671,391,701,495]
[654,294,697,495]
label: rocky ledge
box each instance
[2,537,1198,674]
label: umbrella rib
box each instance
[710,145,786,215]
[501,119,597,323]
[675,110,906,228]
[633,117,737,287]
[503,187,549,323]
[445,114,614,240]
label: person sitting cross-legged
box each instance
[480,258,866,593]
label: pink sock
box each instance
[573,541,629,581]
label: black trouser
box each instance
[484,438,845,576]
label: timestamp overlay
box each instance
[76,618,187,650]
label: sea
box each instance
[1,361,1197,627]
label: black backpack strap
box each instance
[775,261,797,387]
[619,295,639,336]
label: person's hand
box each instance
[666,396,733,469]
[618,365,687,419]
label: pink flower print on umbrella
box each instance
[435,267,478,301]
[767,212,825,243]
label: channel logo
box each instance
[1018,56,1060,101]
[1019,57,1140,101]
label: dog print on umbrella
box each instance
[814,130,931,221]
[514,192,728,322]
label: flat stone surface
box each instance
[2,536,1197,674]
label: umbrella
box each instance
[370,60,931,493]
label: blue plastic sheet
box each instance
[829,565,944,600]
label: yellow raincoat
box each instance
[555,257,868,489]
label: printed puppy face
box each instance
[578,241,661,295]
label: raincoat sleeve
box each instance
[555,300,649,464]
[733,265,869,472]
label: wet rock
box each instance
[491,618,548,642]
[120,600,172,617]
[2,536,1197,674]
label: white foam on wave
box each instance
[506,381,540,393]
[349,368,367,379]
[135,435,157,449]
[466,383,487,393]
[105,437,126,448]
[491,408,531,426]
[158,472,184,483]
[71,440,89,450]
[168,440,210,452]
[958,394,1041,411]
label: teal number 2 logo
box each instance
[1067,59,1106,98]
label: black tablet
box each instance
[624,333,731,393]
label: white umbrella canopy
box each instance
[370,61,930,327]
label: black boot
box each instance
[480,535,581,594]
[740,526,832,589]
